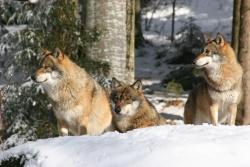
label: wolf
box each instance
[110,78,166,132]
[184,33,243,125]
[32,48,113,136]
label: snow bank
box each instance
[1,125,250,167]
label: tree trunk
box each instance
[83,0,134,83]
[171,0,176,42]
[231,0,241,56]
[72,0,80,19]
[0,91,4,143]
[238,0,250,125]
[79,0,87,25]
[126,0,135,82]
[135,0,144,48]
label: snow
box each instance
[146,92,186,124]
[1,125,250,167]
[29,0,39,3]
[5,25,27,34]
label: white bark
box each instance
[85,0,132,83]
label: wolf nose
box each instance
[31,75,36,81]
[193,59,197,65]
[114,107,121,114]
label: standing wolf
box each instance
[184,33,243,125]
[32,49,112,135]
[110,78,166,132]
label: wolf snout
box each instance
[193,59,197,65]
[31,75,36,81]
[114,107,121,114]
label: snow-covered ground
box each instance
[1,125,250,167]
[146,92,186,124]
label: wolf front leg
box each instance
[77,125,87,135]
[209,103,219,125]
[227,104,237,125]
[57,121,69,136]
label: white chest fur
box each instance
[54,105,84,133]
[208,88,240,104]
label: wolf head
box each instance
[194,33,235,69]
[111,78,143,116]
[31,48,65,86]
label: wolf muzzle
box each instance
[114,101,122,114]
[114,107,121,114]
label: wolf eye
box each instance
[131,97,137,101]
[125,96,132,101]
[45,66,52,72]
[204,49,210,54]
[114,95,119,102]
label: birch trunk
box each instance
[84,0,134,83]
[126,0,135,83]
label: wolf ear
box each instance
[41,48,52,58]
[41,48,51,54]
[131,80,143,91]
[111,77,123,90]
[54,48,64,61]
[215,33,225,46]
